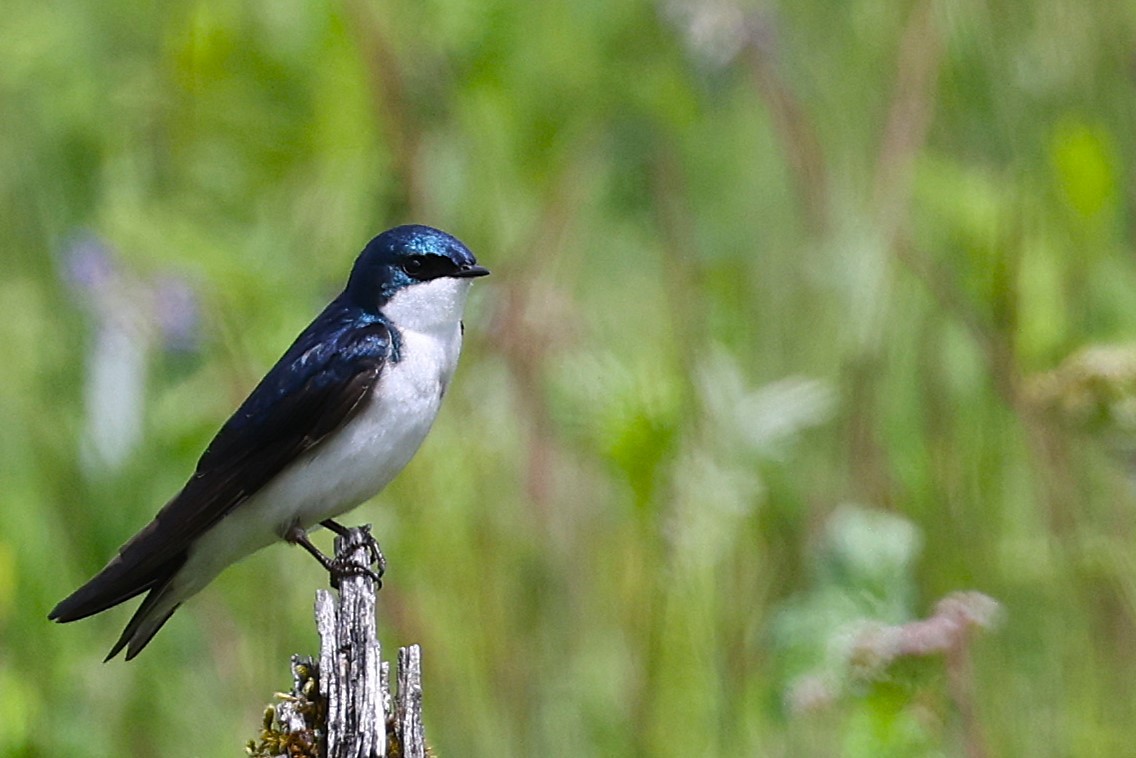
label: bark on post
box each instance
[246,526,427,758]
[317,527,384,757]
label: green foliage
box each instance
[3,0,1136,755]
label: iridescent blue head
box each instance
[345,225,488,313]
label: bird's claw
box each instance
[287,521,387,591]
[360,532,387,578]
[320,519,386,587]
[327,557,383,591]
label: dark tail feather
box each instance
[51,535,188,660]
[49,557,184,623]
[50,569,161,623]
[105,581,182,661]
[49,522,187,623]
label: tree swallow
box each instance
[49,225,489,660]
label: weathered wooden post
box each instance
[247,526,426,758]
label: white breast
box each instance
[244,320,462,529]
[275,320,463,524]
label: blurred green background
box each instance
[3,0,1136,754]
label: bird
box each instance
[49,224,489,660]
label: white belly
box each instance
[176,322,462,594]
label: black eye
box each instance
[401,254,456,280]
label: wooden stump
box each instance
[247,526,426,758]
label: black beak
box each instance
[452,264,491,278]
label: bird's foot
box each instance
[320,519,387,578]
[326,558,382,591]
[286,522,385,591]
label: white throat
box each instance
[382,277,474,335]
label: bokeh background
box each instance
[4,0,1136,754]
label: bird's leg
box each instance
[320,519,387,578]
[285,525,338,572]
[285,524,382,590]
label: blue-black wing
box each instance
[50,302,392,623]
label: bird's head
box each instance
[345,225,489,329]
